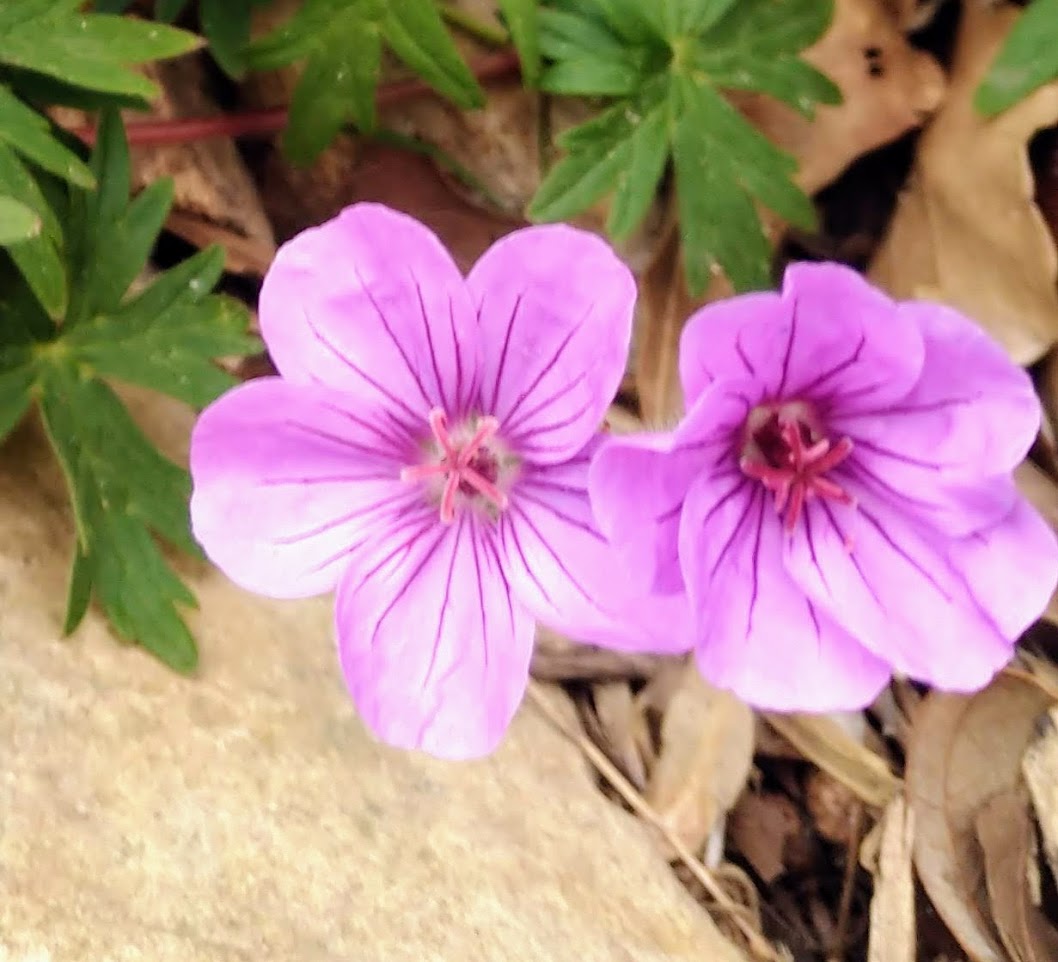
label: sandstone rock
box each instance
[0,398,744,962]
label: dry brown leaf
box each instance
[866,795,916,962]
[975,789,1058,962]
[906,674,1057,962]
[530,627,671,683]
[728,791,804,885]
[1014,462,1058,623]
[644,665,755,857]
[869,0,1058,365]
[738,0,946,196]
[763,712,900,808]
[1022,706,1058,883]
[590,680,652,791]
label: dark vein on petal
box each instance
[370,527,450,655]
[418,519,462,696]
[303,308,421,429]
[277,488,412,546]
[819,501,882,607]
[705,482,756,580]
[792,333,865,399]
[775,294,799,397]
[745,494,767,637]
[502,322,583,427]
[349,260,434,410]
[414,277,449,413]
[857,505,953,601]
[735,332,756,377]
[514,487,607,543]
[504,372,588,439]
[489,294,522,413]
[510,504,610,613]
[502,512,554,608]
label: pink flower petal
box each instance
[832,302,1040,486]
[840,460,1018,537]
[190,378,414,598]
[467,225,635,464]
[680,262,924,413]
[336,514,535,759]
[784,491,1016,692]
[589,382,754,593]
[258,203,480,434]
[502,448,693,654]
[954,496,1058,640]
[679,475,891,710]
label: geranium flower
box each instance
[589,262,1058,710]
[190,203,689,759]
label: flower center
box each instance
[739,403,855,533]
[401,408,510,523]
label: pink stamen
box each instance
[741,412,855,534]
[402,408,509,523]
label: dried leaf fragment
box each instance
[764,712,900,808]
[1022,706,1058,882]
[869,1,1058,365]
[867,795,916,962]
[645,666,755,857]
[975,789,1058,962]
[906,674,1056,962]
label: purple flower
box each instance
[589,263,1058,710]
[190,203,689,759]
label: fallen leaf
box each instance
[763,712,900,809]
[1014,461,1058,623]
[869,1,1058,365]
[905,674,1056,962]
[644,665,755,858]
[530,627,671,683]
[1022,706,1058,883]
[866,795,916,962]
[588,681,652,791]
[737,0,946,197]
[975,789,1058,962]
[727,791,804,886]
[805,769,862,845]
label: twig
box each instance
[68,49,521,148]
[526,681,781,962]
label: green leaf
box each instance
[498,0,541,86]
[0,194,41,244]
[283,5,383,161]
[0,8,202,99]
[155,0,191,21]
[0,110,258,669]
[530,0,834,292]
[976,0,1058,116]
[250,0,482,162]
[0,85,95,187]
[0,343,35,443]
[539,51,651,96]
[39,369,200,671]
[63,246,256,408]
[200,0,256,76]
[383,0,485,109]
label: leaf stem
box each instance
[439,2,509,47]
[67,50,520,148]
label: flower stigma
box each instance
[739,402,855,533]
[401,408,510,523]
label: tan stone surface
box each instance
[0,401,743,962]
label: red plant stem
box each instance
[69,48,521,147]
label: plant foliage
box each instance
[528,0,840,294]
